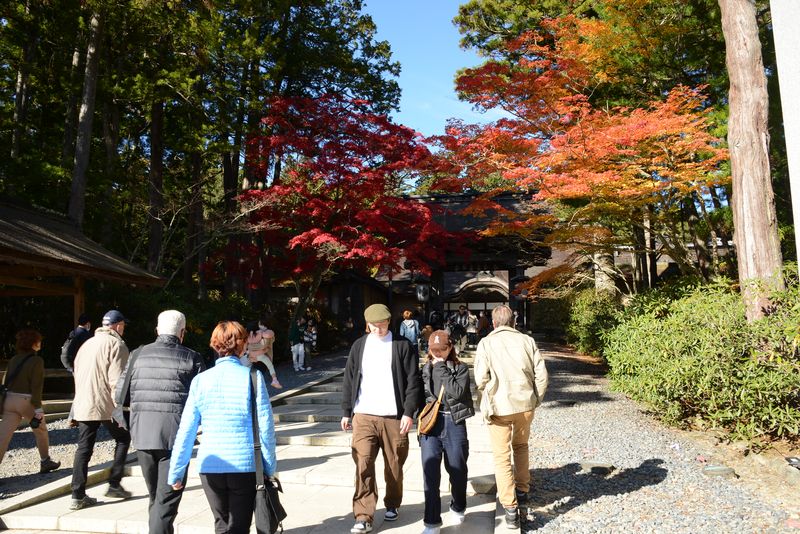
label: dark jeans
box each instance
[138,449,186,534]
[71,420,131,499]
[200,472,256,534]
[420,413,469,526]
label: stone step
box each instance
[273,404,342,423]
[42,398,73,413]
[16,411,70,430]
[310,383,342,393]
[282,391,340,405]
[275,420,494,452]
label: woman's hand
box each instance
[171,481,183,491]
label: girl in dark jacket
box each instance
[419,330,475,534]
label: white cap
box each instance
[157,310,186,337]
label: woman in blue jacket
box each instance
[168,321,276,534]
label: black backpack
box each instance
[60,330,76,370]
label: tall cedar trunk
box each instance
[100,100,120,247]
[62,44,83,168]
[68,10,103,227]
[147,99,165,273]
[11,1,35,160]
[184,151,203,287]
[718,0,785,320]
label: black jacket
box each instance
[61,326,92,371]
[422,360,475,424]
[116,334,206,450]
[341,333,423,419]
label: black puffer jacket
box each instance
[422,360,474,424]
[115,334,206,450]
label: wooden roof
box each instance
[0,202,163,288]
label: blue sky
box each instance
[364,0,506,137]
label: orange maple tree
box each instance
[434,16,729,293]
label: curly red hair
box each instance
[209,321,247,357]
[16,329,42,353]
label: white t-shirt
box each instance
[353,331,396,417]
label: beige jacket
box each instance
[474,326,548,420]
[72,327,129,421]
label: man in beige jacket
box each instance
[69,310,132,510]
[474,305,548,530]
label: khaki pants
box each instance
[350,413,409,522]
[487,410,534,508]
[0,393,50,463]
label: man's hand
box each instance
[171,481,183,491]
[341,417,352,432]
[399,415,413,434]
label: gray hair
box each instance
[491,305,514,328]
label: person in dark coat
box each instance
[419,330,474,534]
[115,310,205,534]
[61,313,93,373]
[340,304,423,534]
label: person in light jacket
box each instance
[474,305,548,530]
[70,310,132,510]
[168,320,276,534]
[419,330,474,534]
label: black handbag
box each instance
[249,367,286,534]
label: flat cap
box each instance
[364,303,391,323]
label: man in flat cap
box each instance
[341,303,423,534]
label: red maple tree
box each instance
[240,95,462,320]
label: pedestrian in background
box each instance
[0,328,61,474]
[419,330,474,534]
[244,321,282,388]
[117,310,205,534]
[168,320,276,534]
[474,305,548,529]
[399,309,420,355]
[289,317,310,371]
[60,313,93,373]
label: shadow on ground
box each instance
[524,459,668,529]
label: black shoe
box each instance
[39,458,61,473]
[515,488,529,505]
[105,485,132,499]
[504,507,520,529]
[69,495,97,510]
[384,507,398,521]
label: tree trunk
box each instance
[68,10,103,227]
[592,251,616,296]
[644,206,658,288]
[718,0,785,320]
[147,99,165,273]
[11,2,36,161]
[62,44,83,169]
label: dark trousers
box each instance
[71,420,131,499]
[200,472,256,534]
[138,450,186,534]
[420,413,469,526]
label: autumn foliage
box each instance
[435,16,729,291]
[240,95,461,313]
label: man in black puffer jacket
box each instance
[115,310,205,534]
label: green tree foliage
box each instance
[0,0,401,296]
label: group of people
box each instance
[399,306,496,355]
[342,303,548,534]
[0,301,548,534]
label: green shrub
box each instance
[604,279,800,441]
[566,289,621,356]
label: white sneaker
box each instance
[421,526,440,534]
[448,507,466,525]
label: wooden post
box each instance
[73,276,84,323]
[770,0,800,262]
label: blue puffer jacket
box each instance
[167,356,276,484]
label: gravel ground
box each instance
[0,348,349,500]
[525,343,798,533]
